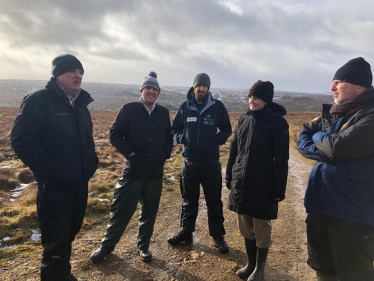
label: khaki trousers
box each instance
[237,214,272,248]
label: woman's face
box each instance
[249,96,267,111]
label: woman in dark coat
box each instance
[225,80,289,281]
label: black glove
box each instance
[312,116,322,125]
[225,180,231,190]
[272,195,285,202]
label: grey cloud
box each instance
[0,0,355,54]
[0,0,136,47]
[91,47,148,61]
[0,0,373,92]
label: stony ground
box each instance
[1,145,316,281]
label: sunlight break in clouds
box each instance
[218,0,243,15]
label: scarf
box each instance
[330,88,374,121]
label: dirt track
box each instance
[1,145,317,281]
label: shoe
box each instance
[69,274,78,281]
[316,271,339,281]
[139,249,152,262]
[90,247,111,263]
[167,230,193,245]
[213,236,230,253]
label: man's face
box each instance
[248,96,267,111]
[141,86,159,106]
[330,80,360,104]
[56,69,83,95]
[193,85,209,104]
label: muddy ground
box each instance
[1,144,317,281]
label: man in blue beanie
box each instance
[10,54,98,281]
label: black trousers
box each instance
[307,214,374,281]
[37,182,88,281]
[179,159,225,236]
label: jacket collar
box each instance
[46,78,94,107]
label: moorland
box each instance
[0,107,319,281]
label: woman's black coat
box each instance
[226,103,289,220]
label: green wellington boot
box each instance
[248,247,269,281]
[237,239,257,278]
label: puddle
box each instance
[30,229,41,241]
[0,244,19,250]
[10,183,28,200]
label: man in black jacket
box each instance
[90,71,173,263]
[167,73,232,252]
[10,54,98,281]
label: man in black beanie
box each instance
[10,54,98,281]
[167,73,232,253]
[297,57,374,281]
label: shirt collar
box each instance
[139,96,157,114]
[56,81,81,106]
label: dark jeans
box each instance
[307,214,374,281]
[179,159,225,236]
[37,182,88,281]
[101,176,163,251]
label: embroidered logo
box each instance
[203,116,214,125]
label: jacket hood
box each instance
[270,102,287,116]
[186,86,195,100]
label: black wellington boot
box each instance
[316,271,339,281]
[236,239,257,278]
[247,247,269,281]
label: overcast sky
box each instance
[0,0,373,93]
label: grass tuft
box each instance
[0,244,41,260]
[18,168,34,184]
[0,168,19,191]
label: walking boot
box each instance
[248,247,269,281]
[69,274,78,281]
[316,271,339,281]
[139,249,153,262]
[236,239,257,278]
[90,247,111,263]
[213,236,230,253]
[167,230,193,245]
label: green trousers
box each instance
[101,176,163,251]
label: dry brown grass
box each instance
[0,168,20,191]
[285,111,319,144]
[0,108,318,261]
[18,168,34,183]
[0,183,38,248]
[0,108,18,163]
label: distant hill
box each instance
[0,79,332,112]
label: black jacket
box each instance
[172,87,232,161]
[10,78,98,184]
[226,103,289,219]
[110,102,173,179]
